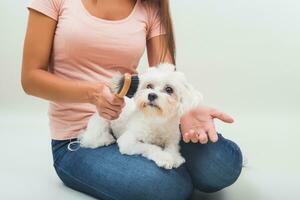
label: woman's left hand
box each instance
[180,106,234,144]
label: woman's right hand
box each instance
[91,84,125,120]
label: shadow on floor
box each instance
[189,190,224,200]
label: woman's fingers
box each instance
[191,130,199,143]
[183,128,210,144]
[102,85,120,102]
[207,126,218,143]
[120,100,125,108]
[210,109,234,123]
[100,99,123,112]
[102,85,125,106]
[100,108,120,120]
[197,129,208,144]
[105,99,124,111]
[94,84,125,121]
[183,129,195,143]
[183,133,190,143]
[183,128,218,144]
[110,96,124,106]
[100,112,113,120]
[188,129,198,143]
[105,93,124,106]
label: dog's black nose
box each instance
[148,93,158,101]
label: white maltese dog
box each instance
[79,64,202,169]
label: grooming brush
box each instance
[110,73,139,98]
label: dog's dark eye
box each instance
[146,84,154,89]
[165,86,173,94]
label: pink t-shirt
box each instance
[27,0,165,140]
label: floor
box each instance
[1,110,299,200]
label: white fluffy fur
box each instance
[79,63,203,169]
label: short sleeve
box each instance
[146,4,166,40]
[27,0,63,21]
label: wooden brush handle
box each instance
[116,73,131,98]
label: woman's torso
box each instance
[28,0,164,139]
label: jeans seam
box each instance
[225,139,243,184]
[54,163,118,200]
[227,139,243,171]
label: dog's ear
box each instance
[176,72,203,116]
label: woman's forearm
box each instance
[21,10,102,104]
[21,68,100,104]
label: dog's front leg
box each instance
[164,142,186,168]
[79,113,115,148]
[117,132,176,169]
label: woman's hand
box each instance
[180,106,234,144]
[91,83,125,120]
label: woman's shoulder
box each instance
[28,0,67,12]
[139,0,159,12]
[27,0,67,21]
[29,0,66,7]
[138,0,160,20]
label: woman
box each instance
[22,0,243,199]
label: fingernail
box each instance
[201,139,208,144]
[212,137,218,143]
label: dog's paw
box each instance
[148,152,176,170]
[98,134,116,146]
[80,133,115,149]
[117,141,137,156]
[172,154,185,168]
[118,145,135,155]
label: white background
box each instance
[0,0,299,199]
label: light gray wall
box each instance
[171,0,300,116]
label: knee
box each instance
[125,166,194,200]
[182,135,243,193]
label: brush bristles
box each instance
[110,73,139,98]
[126,75,139,98]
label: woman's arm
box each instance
[146,35,174,66]
[22,10,124,120]
[22,9,100,103]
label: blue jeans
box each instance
[52,134,243,200]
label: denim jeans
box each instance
[52,134,243,200]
